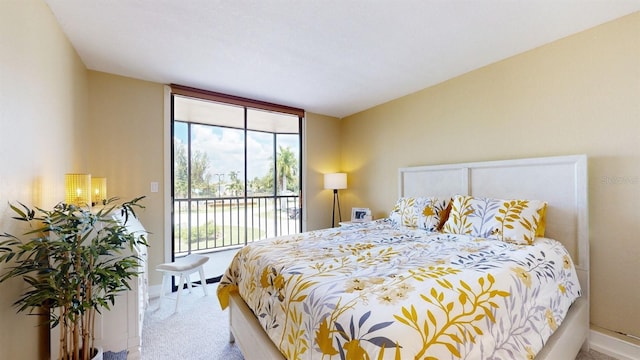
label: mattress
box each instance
[217,220,582,359]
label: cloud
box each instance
[186,125,298,182]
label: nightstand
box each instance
[339,220,373,229]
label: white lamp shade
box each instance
[324,173,347,190]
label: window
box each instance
[170,85,303,256]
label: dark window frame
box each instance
[169,85,304,261]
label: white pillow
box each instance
[389,197,450,232]
[442,195,547,245]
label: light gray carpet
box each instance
[104,350,128,360]
[576,349,620,360]
[141,283,615,360]
[141,283,242,360]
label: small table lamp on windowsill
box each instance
[324,173,347,228]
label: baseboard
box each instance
[148,284,161,299]
[590,329,640,360]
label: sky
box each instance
[174,122,299,184]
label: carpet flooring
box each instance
[142,283,242,360]
[141,283,615,360]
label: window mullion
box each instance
[243,107,248,246]
[186,123,192,254]
[273,132,278,234]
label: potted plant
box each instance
[0,197,147,360]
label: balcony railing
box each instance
[173,195,301,256]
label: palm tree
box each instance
[227,170,244,197]
[173,141,212,198]
[173,142,188,198]
[276,146,298,193]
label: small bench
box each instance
[156,254,209,312]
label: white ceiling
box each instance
[44,0,640,118]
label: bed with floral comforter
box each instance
[217,219,581,360]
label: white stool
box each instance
[156,254,209,312]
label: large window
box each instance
[171,85,303,256]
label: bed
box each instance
[217,155,589,360]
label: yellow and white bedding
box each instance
[217,220,581,360]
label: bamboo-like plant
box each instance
[0,197,147,360]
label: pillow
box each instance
[441,195,547,245]
[535,203,548,237]
[389,197,450,231]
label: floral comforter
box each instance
[217,220,581,360]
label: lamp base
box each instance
[331,189,342,228]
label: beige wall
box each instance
[0,0,89,358]
[304,113,342,230]
[341,12,640,341]
[2,0,638,356]
[86,71,166,286]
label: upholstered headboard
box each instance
[398,155,589,297]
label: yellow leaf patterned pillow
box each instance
[389,197,450,232]
[441,195,548,245]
